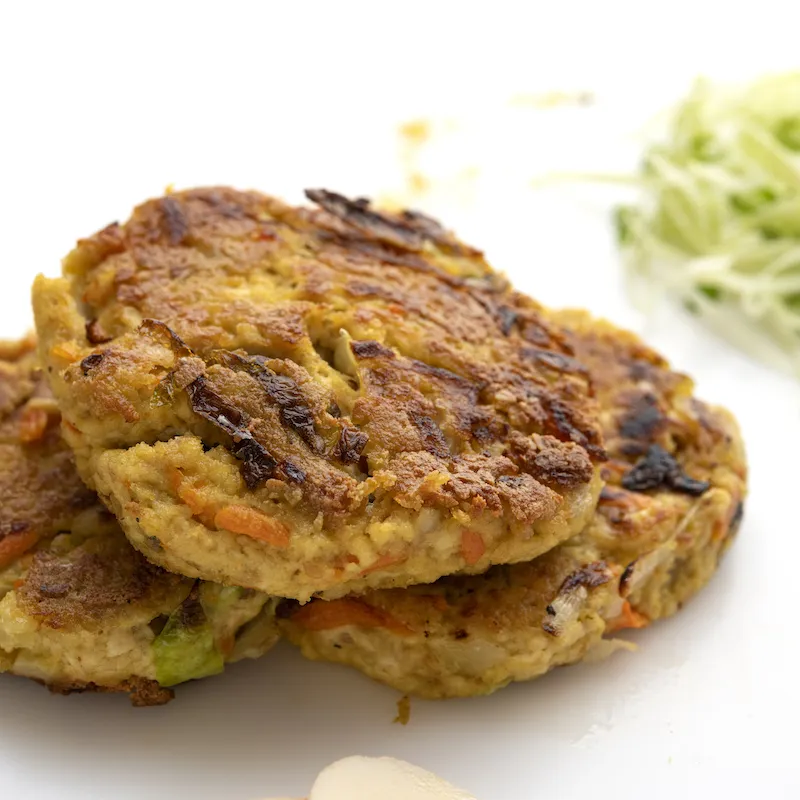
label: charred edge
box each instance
[621,444,710,496]
[177,583,206,629]
[160,197,190,245]
[453,629,469,640]
[398,207,481,257]
[138,319,193,358]
[320,233,436,274]
[542,396,606,461]
[350,339,395,360]
[541,617,559,636]
[80,353,104,375]
[408,358,478,391]
[619,561,636,597]
[599,485,629,504]
[186,376,279,488]
[334,425,369,465]
[519,318,556,348]
[408,412,450,458]
[511,440,595,489]
[85,319,112,345]
[557,561,612,595]
[619,393,665,442]
[542,562,611,636]
[521,347,588,376]
[283,459,306,484]
[214,351,323,453]
[305,188,425,251]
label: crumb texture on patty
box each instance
[33,188,606,599]
[0,341,278,705]
[279,309,747,697]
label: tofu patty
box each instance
[0,341,277,705]
[278,310,747,697]
[33,188,604,600]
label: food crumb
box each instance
[394,694,411,726]
[398,120,431,145]
[508,90,594,108]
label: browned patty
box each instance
[0,337,96,564]
[33,188,605,600]
[0,342,278,705]
[279,310,747,697]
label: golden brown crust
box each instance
[55,188,604,496]
[34,188,606,597]
[280,310,747,696]
[0,342,278,700]
[0,342,95,567]
[17,533,185,630]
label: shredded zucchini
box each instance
[616,73,800,376]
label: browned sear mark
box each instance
[186,376,279,488]
[621,444,710,496]
[159,196,190,245]
[334,425,369,464]
[80,353,104,375]
[215,351,323,453]
[85,319,112,345]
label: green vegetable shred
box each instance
[615,73,800,375]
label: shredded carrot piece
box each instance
[18,407,50,444]
[460,529,486,566]
[608,600,649,633]
[331,553,360,574]
[169,468,217,526]
[181,485,215,523]
[50,342,81,361]
[360,552,406,576]
[63,420,82,437]
[12,578,25,590]
[215,505,290,548]
[0,528,39,569]
[290,598,412,635]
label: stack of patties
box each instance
[0,187,744,704]
[0,338,278,705]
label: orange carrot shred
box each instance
[360,552,406,576]
[608,600,649,633]
[18,407,50,444]
[170,468,217,525]
[50,342,81,361]
[215,505,290,548]
[0,528,39,569]
[460,529,486,566]
[290,598,412,635]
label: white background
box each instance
[1,2,799,798]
